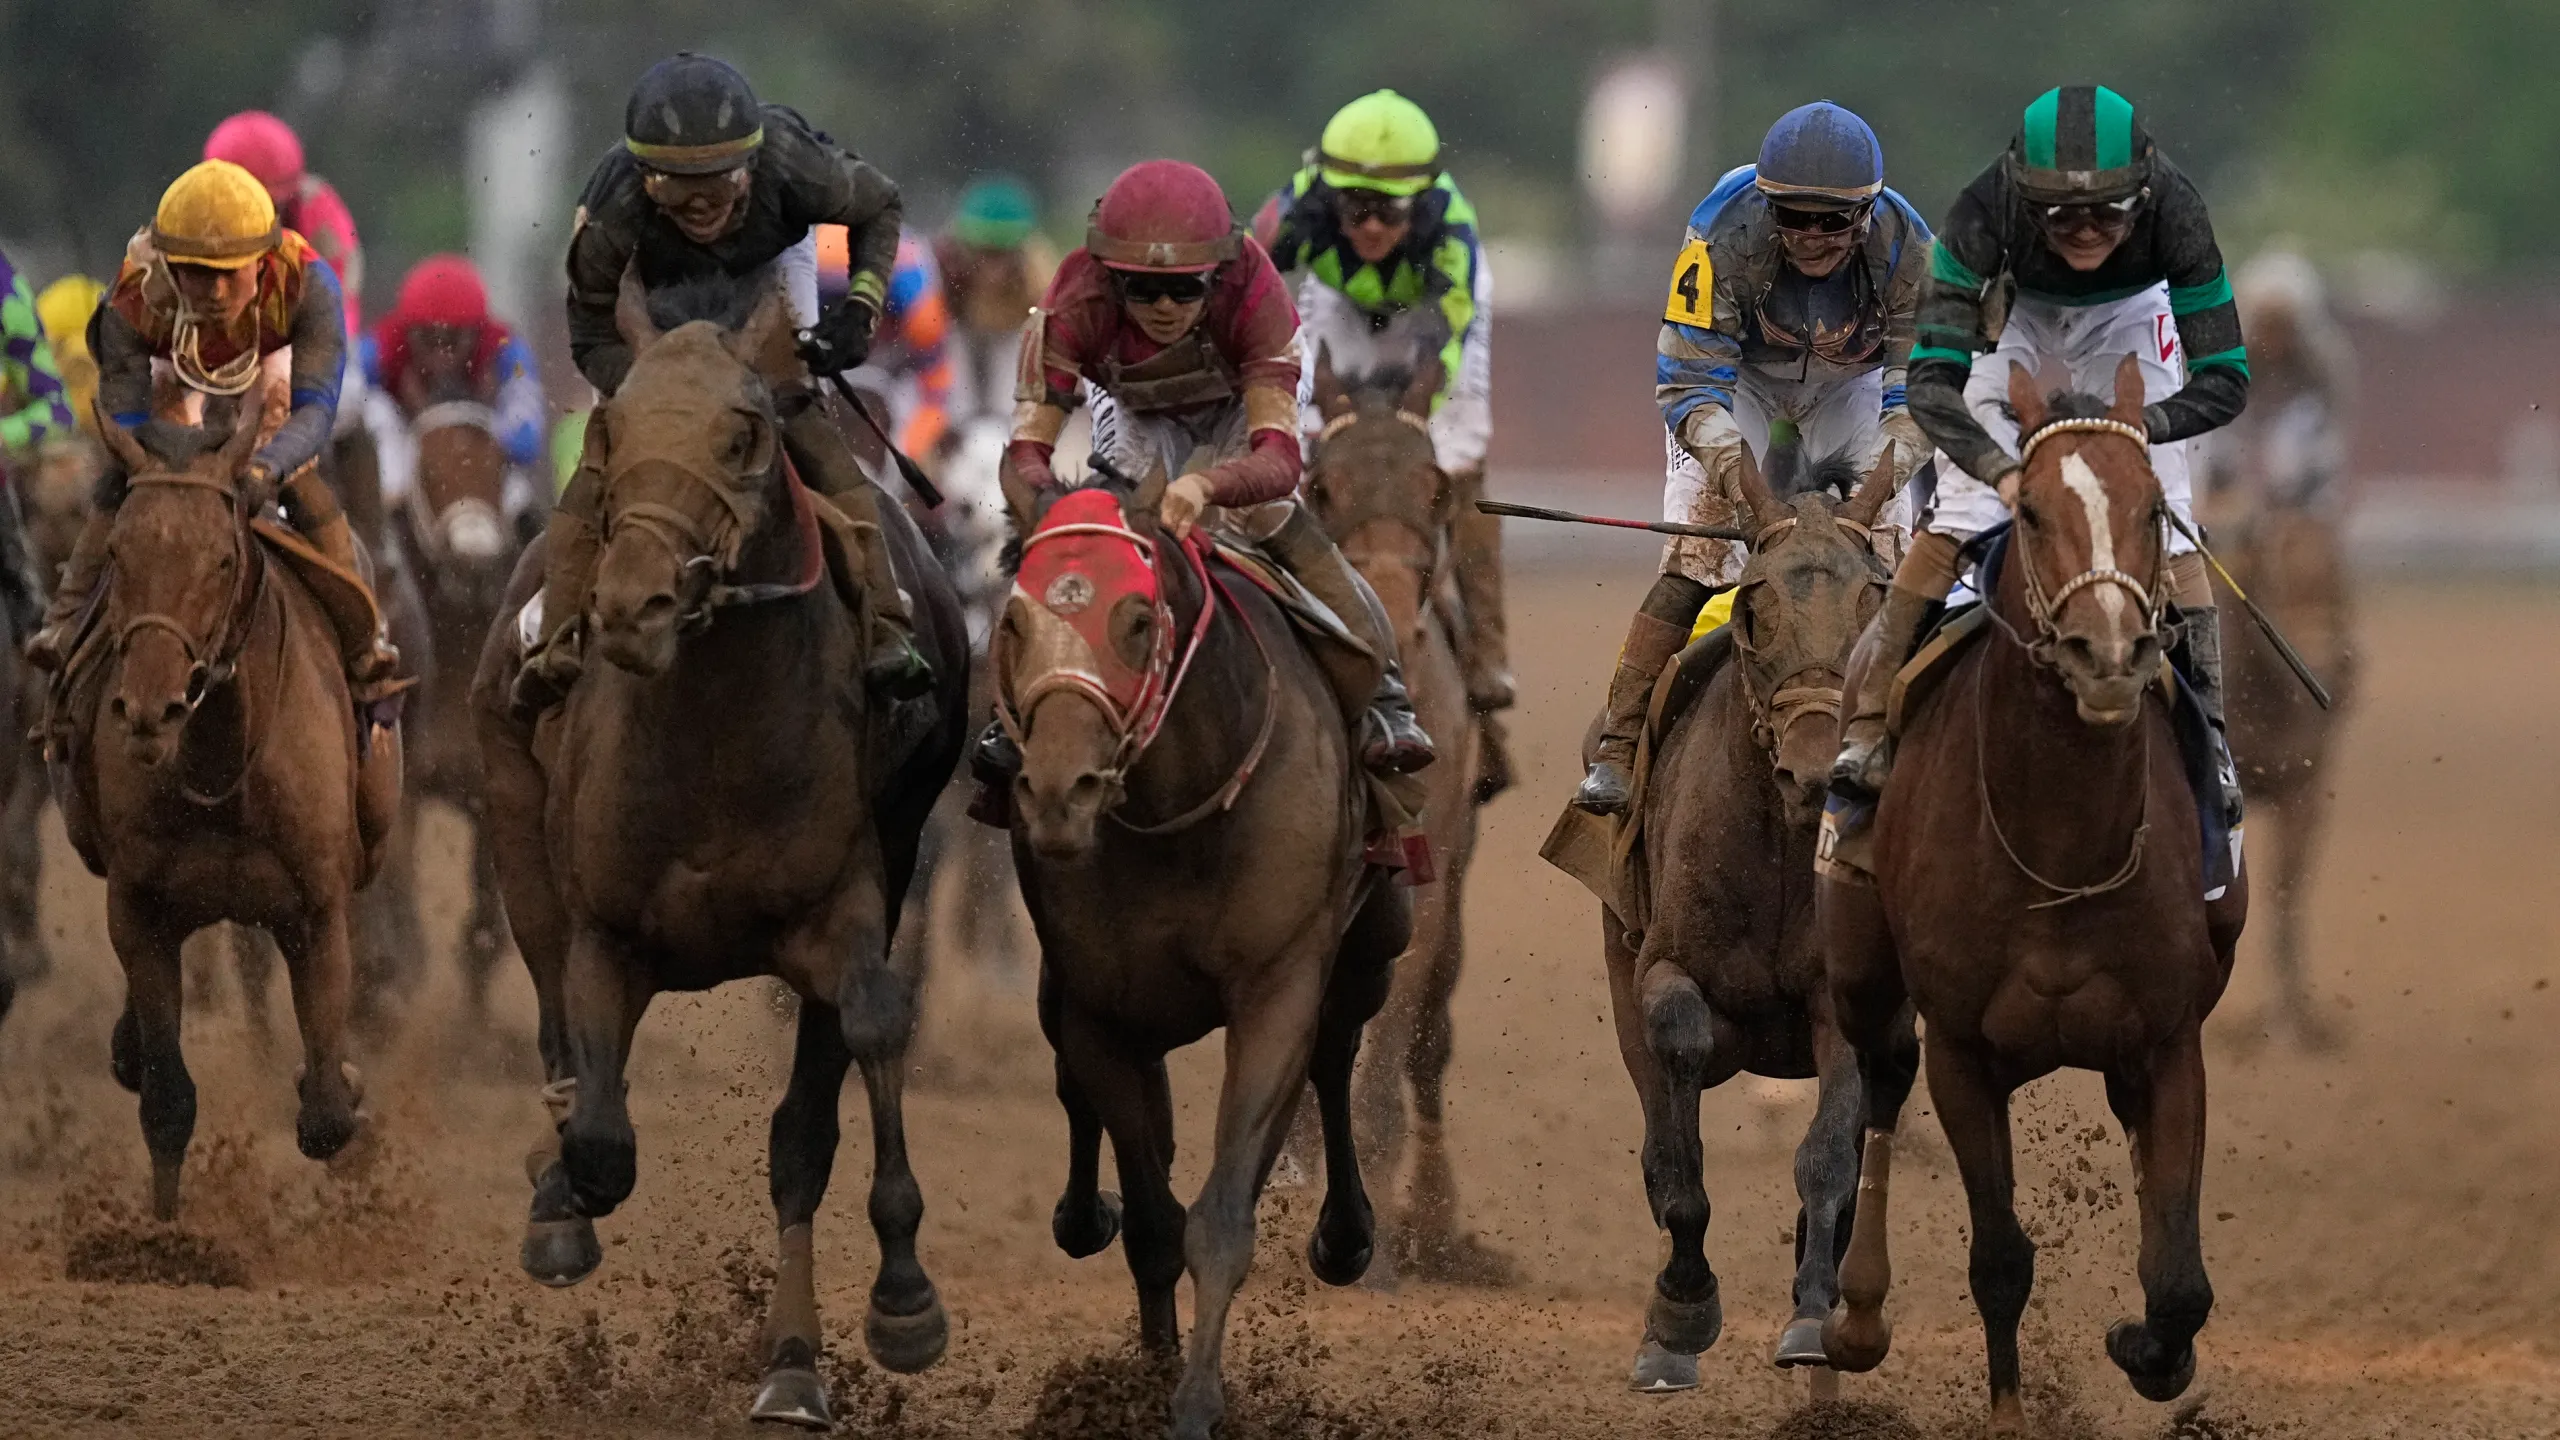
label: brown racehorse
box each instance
[391,395,525,1018]
[471,271,967,1429]
[1302,351,1505,1282]
[54,410,395,1218]
[1602,441,1897,1393]
[1821,359,2246,1436]
[996,463,1407,1440]
[2202,454,2354,1048]
[2,431,105,999]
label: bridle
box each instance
[404,400,509,569]
[597,428,825,626]
[1729,507,1887,760]
[1309,405,1452,600]
[109,466,285,807]
[2006,416,2164,660]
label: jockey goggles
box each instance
[1334,188,1415,227]
[642,166,750,205]
[1769,198,1872,236]
[1115,270,1211,305]
[2033,190,2146,235]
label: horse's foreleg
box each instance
[555,925,647,1220]
[1926,1037,2035,1438]
[1308,880,1399,1290]
[748,999,858,1429]
[1041,963,1121,1259]
[1402,887,1479,1277]
[0,759,51,987]
[459,808,510,1020]
[1058,1004,1185,1354]
[1779,1010,1865,1370]
[1821,877,1917,1374]
[851,1052,947,1374]
[2103,1029,2212,1405]
[1170,959,1327,1440]
[269,905,363,1163]
[1636,960,1725,1361]
[107,890,193,1221]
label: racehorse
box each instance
[471,269,967,1429]
[1302,350,1503,1282]
[2200,430,2355,1048]
[52,406,398,1218]
[1820,360,2246,1435]
[996,459,1407,1440]
[1600,440,1897,1392]
[385,383,527,1020]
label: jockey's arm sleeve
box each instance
[1248,192,1291,264]
[2147,171,2250,444]
[253,258,348,479]
[92,303,154,433]
[0,260,71,452]
[1656,319,1739,450]
[1202,399,1302,507]
[1907,178,2015,484]
[1428,227,1478,408]
[809,154,902,313]
[1878,200,1933,414]
[564,194,636,396]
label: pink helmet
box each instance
[205,111,305,194]
[391,254,490,329]
[1086,160,1239,274]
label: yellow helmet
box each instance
[1318,90,1442,197]
[152,160,280,269]
[35,274,104,348]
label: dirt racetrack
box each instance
[1,562,2554,1440]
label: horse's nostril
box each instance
[160,701,189,727]
[636,593,679,623]
[109,696,127,719]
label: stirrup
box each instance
[508,641,584,720]
[1574,758,1633,817]
[1828,725,1891,802]
[1361,704,1435,775]
[863,631,935,700]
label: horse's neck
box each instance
[1123,564,1271,822]
[1981,581,2154,854]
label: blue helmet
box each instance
[1755,102,1884,210]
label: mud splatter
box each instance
[62,1224,248,1287]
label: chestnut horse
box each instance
[1603,441,1896,1393]
[1821,360,2246,1435]
[472,271,966,1429]
[1302,351,1503,1282]
[53,413,396,1218]
[996,463,1407,1440]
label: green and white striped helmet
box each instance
[2008,85,2152,205]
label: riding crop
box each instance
[1474,499,1754,543]
[2159,505,2334,711]
[812,369,947,509]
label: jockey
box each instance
[1253,89,1513,720]
[519,51,926,714]
[24,160,403,697]
[818,225,954,460]
[1830,85,2250,821]
[933,175,1057,430]
[1576,101,1932,815]
[2208,248,2352,509]
[205,111,364,340]
[996,158,1434,776]
[34,274,106,438]
[0,245,73,639]
[358,254,548,528]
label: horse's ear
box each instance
[2006,360,2047,439]
[1311,345,1351,420]
[997,445,1042,534]
[1844,443,1898,528]
[1731,438,1780,533]
[2108,353,2147,428]
[726,284,793,371]
[217,388,269,474]
[96,400,148,474]
[1398,356,1444,421]
[615,263,662,352]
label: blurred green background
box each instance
[1,0,2549,302]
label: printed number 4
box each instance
[1676,262,1702,313]
[1664,237,1714,324]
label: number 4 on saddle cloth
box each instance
[1811,525,2241,901]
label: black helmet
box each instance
[2008,85,2152,205]
[624,53,763,175]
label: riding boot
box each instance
[1263,499,1435,774]
[1446,464,1514,713]
[1828,584,1939,803]
[778,399,933,700]
[24,504,111,672]
[510,455,604,719]
[2179,605,2244,825]
[281,465,405,703]
[0,490,49,644]
[1572,572,1708,817]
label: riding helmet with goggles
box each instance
[2009,85,2152,212]
[1755,101,1883,233]
[1317,90,1442,199]
[153,160,281,270]
[1088,160,1240,276]
[623,53,764,175]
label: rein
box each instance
[601,447,828,622]
[1730,509,1883,761]
[1971,644,2150,908]
[108,468,285,807]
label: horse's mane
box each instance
[1761,442,1864,504]
[644,267,777,331]
[2040,389,2115,423]
[133,418,234,467]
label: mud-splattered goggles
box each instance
[2034,191,2146,234]
[1770,200,1872,236]
[1335,189,1415,227]
[1116,271,1211,305]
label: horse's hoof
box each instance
[295,1104,362,1161]
[748,1365,833,1430]
[1644,1277,1722,1355]
[1629,1334,1699,1393]
[865,1291,948,1374]
[2106,1320,2197,1402]
[1774,1315,1830,1368]
[1306,1226,1373,1288]
[1822,1300,1891,1373]
[1052,1190,1121,1259]
[150,1156,182,1223]
[520,1217,602,1288]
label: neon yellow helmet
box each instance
[35,275,105,350]
[1318,90,1441,197]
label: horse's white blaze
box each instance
[2058,452,2124,626]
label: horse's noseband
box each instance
[2010,417,2166,659]
[113,471,260,722]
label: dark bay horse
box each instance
[471,272,966,1429]
[53,410,397,1217]
[1604,441,1897,1395]
[1303,351,1501,1282]
[996,464,1407,1440]
[1821,360,2246,1435]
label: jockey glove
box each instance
[798,295,880,377]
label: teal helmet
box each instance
[950,175,1040,249]
[2009,85,2152,205]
